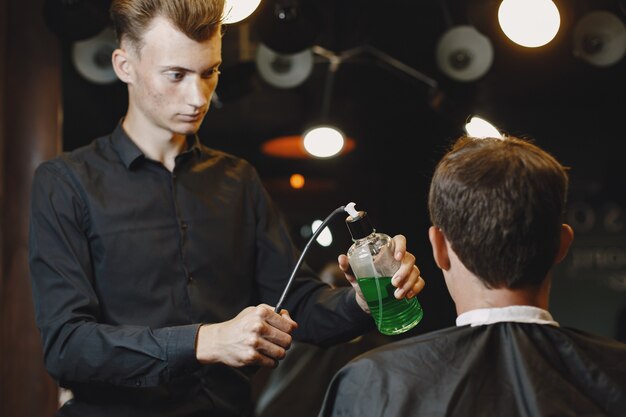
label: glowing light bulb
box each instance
[465,116,503,139]
[312,220,333,247]
[223,0,262,24]
[303,126,345,158]
[498,0,560,48]
[289,173,305,189]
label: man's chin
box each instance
[173,121,203,135]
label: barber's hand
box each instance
[338,234,425,314]
[195,304,297,368]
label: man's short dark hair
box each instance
[428,135,569,289]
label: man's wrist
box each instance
[195,323,218,364]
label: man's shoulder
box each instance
[195,142,259,175]
[42,133,111,165]
[196,142,247,162]
[549,325,626,354]
[34,133,114,181]
[348,326,466,366]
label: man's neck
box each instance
[122,111,187,172]
[442,243,552,316]
[447,266,551,316]
[455,284,549,315]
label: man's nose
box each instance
[186,76,211,109]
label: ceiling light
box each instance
[223,0,262,24]
[260,135,355,159]
[465,116,504,139]
[498,0,560,48]
[298,48,345,159]
[289,173,305,189]
[312,220,333,247]
[303,126,345,158]
[255,43,314,88]
[436,26,494,82]
[258,44,436,159]
[72,27,118,84]
[255,0,321,54]
[573,11,626,67]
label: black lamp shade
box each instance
[43,0,111,41]
[254,0,322,54]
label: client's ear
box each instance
[555,224,574,264]
[429,226,451,271]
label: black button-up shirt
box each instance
[28,122,373,416]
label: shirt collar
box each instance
[111,121,144,169]
[456,306,559,327]
[111,120,203,169]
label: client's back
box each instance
[318,135,626,417]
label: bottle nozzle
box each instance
[344,202,360,220]
[344,202,374,240]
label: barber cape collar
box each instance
[456,306,559,327]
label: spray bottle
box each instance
[344,202,423,335]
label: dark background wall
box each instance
[1,0,61,416]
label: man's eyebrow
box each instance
[159,66,190,72]
[159,63,222,72]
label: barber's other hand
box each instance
[195,304,297,368]
[338,234,425,314]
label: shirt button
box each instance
[181,221,188,229]
[188,275,193,283]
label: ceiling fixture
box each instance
[436,25,494,82]
[223,0,262,24]
[289,173,305,189]
[311,220,333,247]
[465,116,504,139]
[255,43,314,88]
[71,26,118,84]
[435,0,493,82]
[260,134,356,159]
[257,1,438,160]
[498,0,561,48]
[302,126,345,158]
[254,0,322,54]
[572,10,626,67]
[260,44,438,159]
[43,0,110,41]
[300,47,344,158]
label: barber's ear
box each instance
[554,224,574,264]
[428,226,451,271]
[112,48,132,84]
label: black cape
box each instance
[255,331,392,417]
[319,323,626,417]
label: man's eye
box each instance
[203,68,221,78]
[166,72,184,81]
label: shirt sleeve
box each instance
[28,161,201,388]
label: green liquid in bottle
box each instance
[357,276,423,335]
